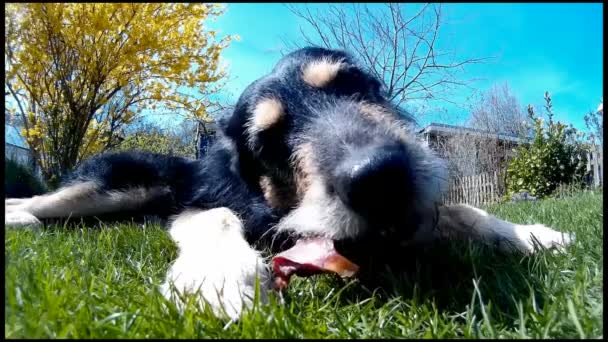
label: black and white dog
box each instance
[5,47,573,320]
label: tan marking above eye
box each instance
[245,97,285,148]
[359,102,410,143]
[252,97,284,131]
[301,58,345,88]
[359,102,390,122]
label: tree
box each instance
[584,99,603,146]
[439,133,484,177]
[284,3,489,107]
[437,82,529,178]
[5,3,234,183]
[468,82,529,137]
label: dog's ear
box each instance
[216,115,231,133]
[211,107,265,188]
[213,114,240,153]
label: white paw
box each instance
[161,208,271,320]
[5,210,41,228]
[5,198,28,206]
[513,224,574,254]
[161,257,270,320]
[5,197,32,213]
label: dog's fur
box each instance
[5,47,573,320]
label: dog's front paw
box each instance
[5,210,41,228]
[160,207,271,321]
[161,259,270,321]
[5,198,28,206]
[513,224,574,254]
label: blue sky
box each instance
[208,3,603,131]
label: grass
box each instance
[4,190,603,338]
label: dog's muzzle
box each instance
[270,144,415,289]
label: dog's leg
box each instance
[435,204,574,254]
[5,181,169,228]
[160,207,271,321]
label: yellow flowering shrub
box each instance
[5,3,233,180]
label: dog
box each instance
[5,47,573,320]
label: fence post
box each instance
[460,176,464,204]
[494,171,499,202]
[470,175,474,206]
[450,179,454,204]
[471,175,475,206]
[595,146,602,187]
[593,147,601,188]
[463,176,470,203]
[599,148,603,186]
[471,176,478,206]
[458,178,462,204]
[587,150,592,186]
[466,176,473,204]
[490,171,495,203]
[447,180,451,204]
[484,173,488,204]
[490,172,495,204]
[485,172,489,205]
[479,173,484,205]
[458,177,462,204]
[477,174,481,206]
[480,173,485,205]
[476,174,481,206]
[472,174,476,206]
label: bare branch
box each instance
[284,3,493,108]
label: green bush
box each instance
[114,123,195,159]
[506,92,588,199]
[5,159,47,198]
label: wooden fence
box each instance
[443,147,603,206]
[443,171,504,206]
[586,145,603,188]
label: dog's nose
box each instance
[335,145,412,218]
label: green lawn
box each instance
[4,190,603,338]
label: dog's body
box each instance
[5,47,573,320]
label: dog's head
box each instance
[221,47,448,283]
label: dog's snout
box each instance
[335,145,412,218]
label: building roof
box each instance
[5,124,28,149]
[417,122,525,143]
